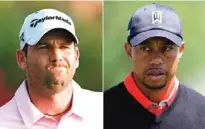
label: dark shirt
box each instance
[104,82,205,129]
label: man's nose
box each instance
[49,49,63,62]
[149,57,163,65]
[149,52,163,65]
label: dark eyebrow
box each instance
[36,41,74,46]
[60,41,74,45]
[138,40,149,46]
[36,42,48,46]
[138,39,176,46]
[164,40,175,46]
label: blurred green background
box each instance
[1,1,205,100]
[104,1,205,95]
[0,1,102,94]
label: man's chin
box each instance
[144,82,167,90]
[45,75,67,87]
[45,81,69,93]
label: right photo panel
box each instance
[104,1,205,129]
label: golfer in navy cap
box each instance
[104,3,205,129]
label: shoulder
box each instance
[0,97,22,125]
[76,85,103,114]
[77,88,103,126]
[0,97,17,118]
[178,84,205,112]
[179,84,205,102]
[104,82,129,111]
[104,82,125,95]
[104,82,126,101]
[175,84,205,123]
[80,88,103,103]
[72,80,102,102]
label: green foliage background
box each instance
[1,1,205,95]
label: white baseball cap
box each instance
[19,9,79,50]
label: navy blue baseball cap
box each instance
[127,3,183,47]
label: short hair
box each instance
[22,44,28,57]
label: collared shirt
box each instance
[0,80,103,129]
[124,72,179,115]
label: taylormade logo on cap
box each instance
[19,9,79,50]
[30,15,71,28]
[20,32,25,42]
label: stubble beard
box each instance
[143,82,166,90]
[143,75,168,90]
[43,70,70,93]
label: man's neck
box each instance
[26,81,73,121]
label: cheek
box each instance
[165,52,179,73]
[25,58,45,80]
[26,55,48,72]
[132,52,147,75]
[64,54,78,66]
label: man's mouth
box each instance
[48,66,67,73]
[51,67,66,70]
[146,69,166,81]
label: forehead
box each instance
[38,28,75,43]
[139,37,176,46]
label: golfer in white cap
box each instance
[0,9,102,129]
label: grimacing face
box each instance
[125,37,184,90]
[16,29,79,93]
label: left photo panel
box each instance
[0,1,103,129]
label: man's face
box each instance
[125,37,184,90]
[17,29,79,93]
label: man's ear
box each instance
[75,47,80,68]
[178,41,185,59]
[124,42,132,60]
[16,49,27,71]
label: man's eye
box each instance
[38,45,48,49]
[162,46,173,52]
[140,46,150,51]
[61,46,70,49]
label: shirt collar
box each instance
[14,80,44,128]
[124,72,179,114]
[14,80,85,128]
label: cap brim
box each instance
[130,29,183,47]
[27,26,79,45]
